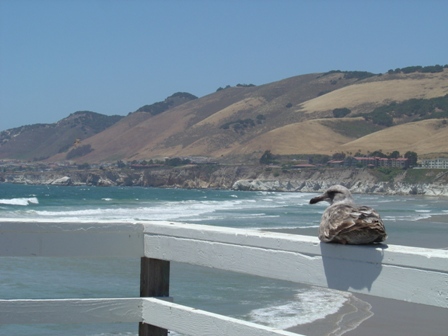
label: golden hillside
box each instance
[339,119,448,158]
[47,68,448,163]
[300,71,448,114]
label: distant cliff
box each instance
[232,168,448,196]
[2,165,448,196]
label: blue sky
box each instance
[1,0,447,131]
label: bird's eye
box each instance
[328,190,341,198]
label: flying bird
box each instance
[309,185,387,244]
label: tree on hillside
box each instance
[389,151,400,158]
[331,152,346,160]
[332,108,351,118]
[404,151,418,166]
[117,160,126,168]
[370,150,387,158]
[165,157,191,167]
[259,150,276,165]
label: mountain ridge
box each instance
[1,67,447,163]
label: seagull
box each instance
[309,185,387,244]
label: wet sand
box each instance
[288,294,448,336]
[418,213,448,224]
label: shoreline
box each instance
[417,213,448,223]
[285,292,373,336]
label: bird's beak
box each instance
[309,195,325,204]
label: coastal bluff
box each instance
[2,165,448,196]
[231,167,448,196]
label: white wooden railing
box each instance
[0,220,447,335]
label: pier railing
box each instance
[0,220,447,335]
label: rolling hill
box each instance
[0,111,123,161]
[2,67,448,163]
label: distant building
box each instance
[420,158,448,169]
[390,158,409,168]
[344,157,409,169]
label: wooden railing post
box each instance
[139,257,170,336]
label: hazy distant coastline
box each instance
[2,165,448,196]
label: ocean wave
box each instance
[24,194,310,222]
[382,210,448,221]
[0,197,39,206]
[29,198,250,221]
[383,214,432,222]
[248,287,350,329]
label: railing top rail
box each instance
[1,220,447,308]
[141,221,448,272]
[1,220,447,270]
[0,220,145,257]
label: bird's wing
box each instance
[354,205,386,234]
[319,204,356,241]
[319,204,386,242]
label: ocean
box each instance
[1,183,447,336]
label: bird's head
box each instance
[309,185,353,205]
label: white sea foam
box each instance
[16,192,319,230]
[30,198,251,221]
[384,213,432,222]
[248,287,350,329]
[0,197,39,206]
[26,194,305,222]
